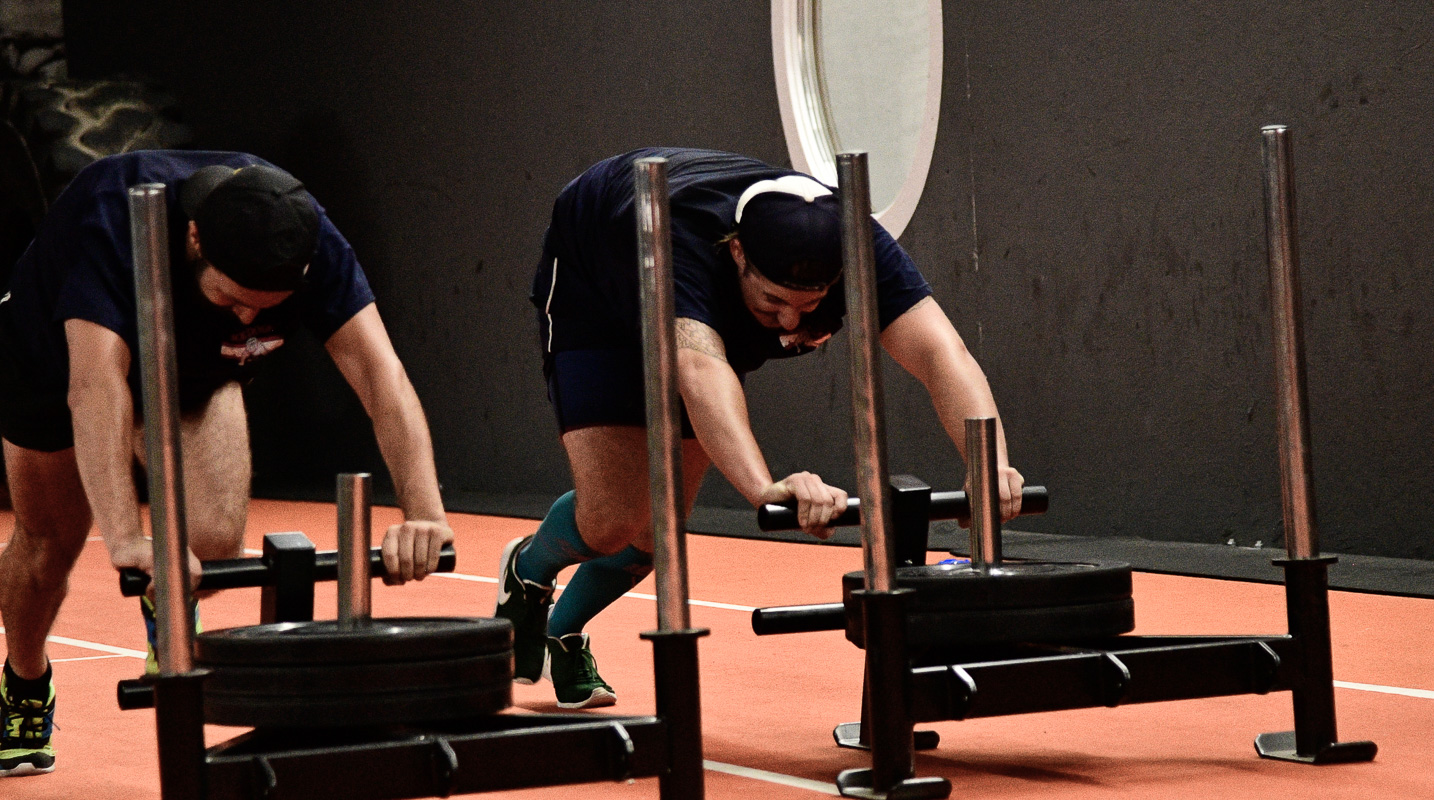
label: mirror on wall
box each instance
[772,0,943,237]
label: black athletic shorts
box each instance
[0,330,229,454]
[543,347,697,439]
[0,340,74,453]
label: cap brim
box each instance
[179,165,239,217]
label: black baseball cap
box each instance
[180,164,320,292]
[734,175,843,291]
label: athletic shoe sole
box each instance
[497,535,548,685]
[516,649,549,687]
[0,761,56,777]
[556,686,617,710]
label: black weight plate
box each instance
[842,561,1132,610]
[201,651,512,697]
[842,561,1134,646]
[196,617,512,666]
[845,598,1135,648]
[203,680,513,728]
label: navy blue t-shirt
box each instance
[1,151,374,409]
[533,148,932,375]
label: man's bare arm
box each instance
[325,303,451,582]
[64,318,148,568]
[675,317,845,535]
[880,297,1024,520]
[675,317,727,363]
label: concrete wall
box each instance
[62,1,1432,559]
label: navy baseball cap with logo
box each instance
[734,175,843,292]
[179,164,320,292]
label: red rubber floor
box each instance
[2,499,1430,799]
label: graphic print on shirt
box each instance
[219,325,285,365]
[779,329,833,351]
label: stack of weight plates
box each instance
[842,561,1135,648]
[196,617,513,728]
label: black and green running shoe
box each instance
[546,633,616,709]
[494,535,555,684]
[141,596,202,676]
[0,671,56,777]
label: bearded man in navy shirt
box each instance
[0,152,451,776]
[499,148,1025,709]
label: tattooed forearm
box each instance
[675,317,728,363]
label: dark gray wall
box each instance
[63,1,1432,559]
[934,1,1433,559]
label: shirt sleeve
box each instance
[671,228,722,330]
[51,189,139,346]
[873,220,933,330]
[298,212,377,342]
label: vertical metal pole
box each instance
[130,184,207,800]
[834,152,949,800]
[636,156,708,800]
[336,473,372,627]
[1254,125,1377,766]
[1261,125,1318,560]
[130,184,194,674]
[635,157,690,632]
[837,151,895,593]
[965,418,1002,568]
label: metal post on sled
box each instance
[1253,125,1376,765]
[129,183,208,799]
[964,418,1002,570]
[634,156,708,800]
[336,473,373,628]
[834,152,950,800]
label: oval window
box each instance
[772,0,943,237]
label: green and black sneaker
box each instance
[141,596,202,675]
[494,535,555,684]
[546,633,616,709]
[0,670,56,777]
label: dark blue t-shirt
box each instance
[533,148,932,375]
[1,151,374,409]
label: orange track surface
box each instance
[2,499,1431,799]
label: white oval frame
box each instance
[771,0,944,238]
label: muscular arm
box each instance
[64,319,148,567]
[675,317,770,504]
[880,297,1024,519]
[676,317,846,535]
[325,303,451,580]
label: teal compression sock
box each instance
[516,490,600,586]
[547,545,654,636]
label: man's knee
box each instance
[574,500,651,554]
[2,523,87,582]
[188,532,245,562]
[169,382,249,562]
[186,510,246,561]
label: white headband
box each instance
[734,175,833,223]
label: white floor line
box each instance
[11,618,1431,705]
[425,568,1434,700]
[623,591,754,612]
[432,572,497,584]
[28,556,1425,703]
[1335,680,1434,700]
[704,760,840,795]
[0,628,146,659]
[434,572,752,611]
[51,654,130,664]
[43,634,146,659]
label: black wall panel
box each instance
[62,1,1432,558]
